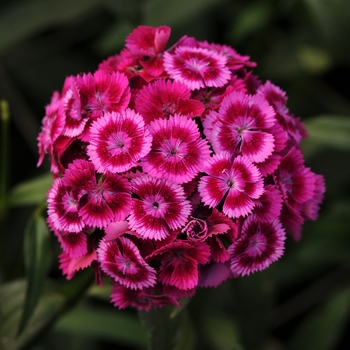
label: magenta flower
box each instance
[210,91,276,162]
[47,178,84,233]
[163,46,231,90]
[276,147,316,204]
[129,175,191,240]
[87,109,152,173]
[125,25,171,57]
[37,92,65,167]
[198,154,264,218]
[142,114,211,183]
[97,237,156,290]
[63,159,132,229]
[134,79,204,124]
[257,81,308,144]
[77,70,131,119]
[147,241,211,290]
[229,216,286,276]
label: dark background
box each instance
[1,0,350,349]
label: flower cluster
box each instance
[38,25,325,310]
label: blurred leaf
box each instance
[288,287,350,350]
[302,115,350,157]
[229,1,272,42]
[142,0,223,27]
[0,100,10,218]
[0,0,99,53]
[18,215,52,336]
[0,280,65,350]
[8,173,52,207]
[296,46,332,74]
[55,302,147,348]
[139,306,194,350]
[200,314,242,350]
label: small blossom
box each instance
[198,154,264,218]
[97,237,156,290]
[163,46,231,90]
[142,114,211,183]
[87,109,152,173]
[129,175,191,240]
[229,216,286,276]
[210,91,276,162]
[134,79,204,124]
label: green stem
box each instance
[0,100,9,219]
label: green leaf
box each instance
[302,115,350,157]
[200,314,242,350]
[0,280,65,350]
[55,302,148,348]
[288,287,350,350]
[139,306,194,350]
[17,215,52,336]
[8,173,52,207]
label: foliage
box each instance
[1,0,350,349]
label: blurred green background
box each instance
[1,0,350,349]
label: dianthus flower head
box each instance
[37,24,325,311]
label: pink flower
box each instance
[163,46,231,90]
[63,159,132,229]
[77,70,131,119]
[229,216,286,276]
[97,237,156,290]
[87,109,152,173]
[198,154,264,218]
[37,92,65,167]
[253,184,283,222]
[147,241,211,290]
[47,178,84,233]
[59,249,97,280]
[125,25,171,57]
[129,175,191,240]
[257,81,307,144]
[134,79,204,124]
[210,91,276,162]
[198,41,257,70]
[142,114,211,183]
[276,147,316,204]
